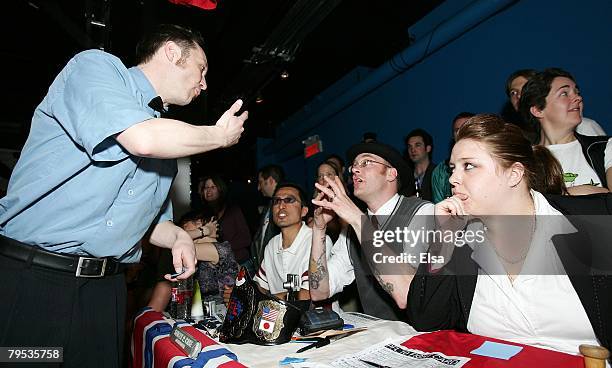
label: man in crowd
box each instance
[250,164,285,272]
[405,129,436,200]
[253,183,333,301]
[0,24,247,367]
[430,112,475,203]
[309,141,434,320]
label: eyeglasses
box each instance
[348,159,392,173]
[271,196,301,206]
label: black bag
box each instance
[299,308,344,335]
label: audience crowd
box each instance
[137,66,612,360]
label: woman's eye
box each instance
[465,163,475,170]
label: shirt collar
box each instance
[367,193,400,216]
[275,222,307,255]
[128,66,164,116]
[468,190,576,277]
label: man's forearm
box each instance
[149,221,183,248]
[116,118,227,159]
[309,228,330,300]
[360,218,414,309]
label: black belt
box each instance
[0,235,125,278]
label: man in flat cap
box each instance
[309,141,434,320]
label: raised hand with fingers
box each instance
[216,99,247,147]
[312,175,362,230]
[312,191,336,230]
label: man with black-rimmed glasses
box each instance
[309,141,434,320]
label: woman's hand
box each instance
[435,195,468,232]
[430,195,470,272]
[202,218,219,240]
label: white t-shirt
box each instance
[576,117,606,136]
[254,223,332,295]
[467,191,601,356]
[546,140,602,187]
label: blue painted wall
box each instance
[258,0,612,191]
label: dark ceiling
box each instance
[2,0,442,179]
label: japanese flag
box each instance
[258,319,275,333]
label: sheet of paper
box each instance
[331,340,470,368]
[339,312,381,329]
[470,341,523,360]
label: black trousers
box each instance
[0,253,126,368]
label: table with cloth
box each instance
[132,308,589,368]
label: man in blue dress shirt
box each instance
[0,24,247,367]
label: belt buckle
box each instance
[75,256,107,278]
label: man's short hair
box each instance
[504,69,537,97]
[519,68,576,130]
[258,164,285,184]
[135,24,205,65]
[273,182,308,207]
[404,128,434,158]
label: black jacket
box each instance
[575,133,610,188]
[406,193,612,357]
[249,204,279,271]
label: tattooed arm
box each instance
[309,180,357,301]
[361,204,435,309]
[309,227,331,301]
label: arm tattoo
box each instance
[309,252,328,290]
[374,271,394,295]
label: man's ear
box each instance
[301,206,309,218]
[268,178,277,189]
[426,145,432,153]
[507,162,526,188]
[163,41,181,64]
[387,167,399,183]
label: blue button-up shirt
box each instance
[0,50,177,262]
